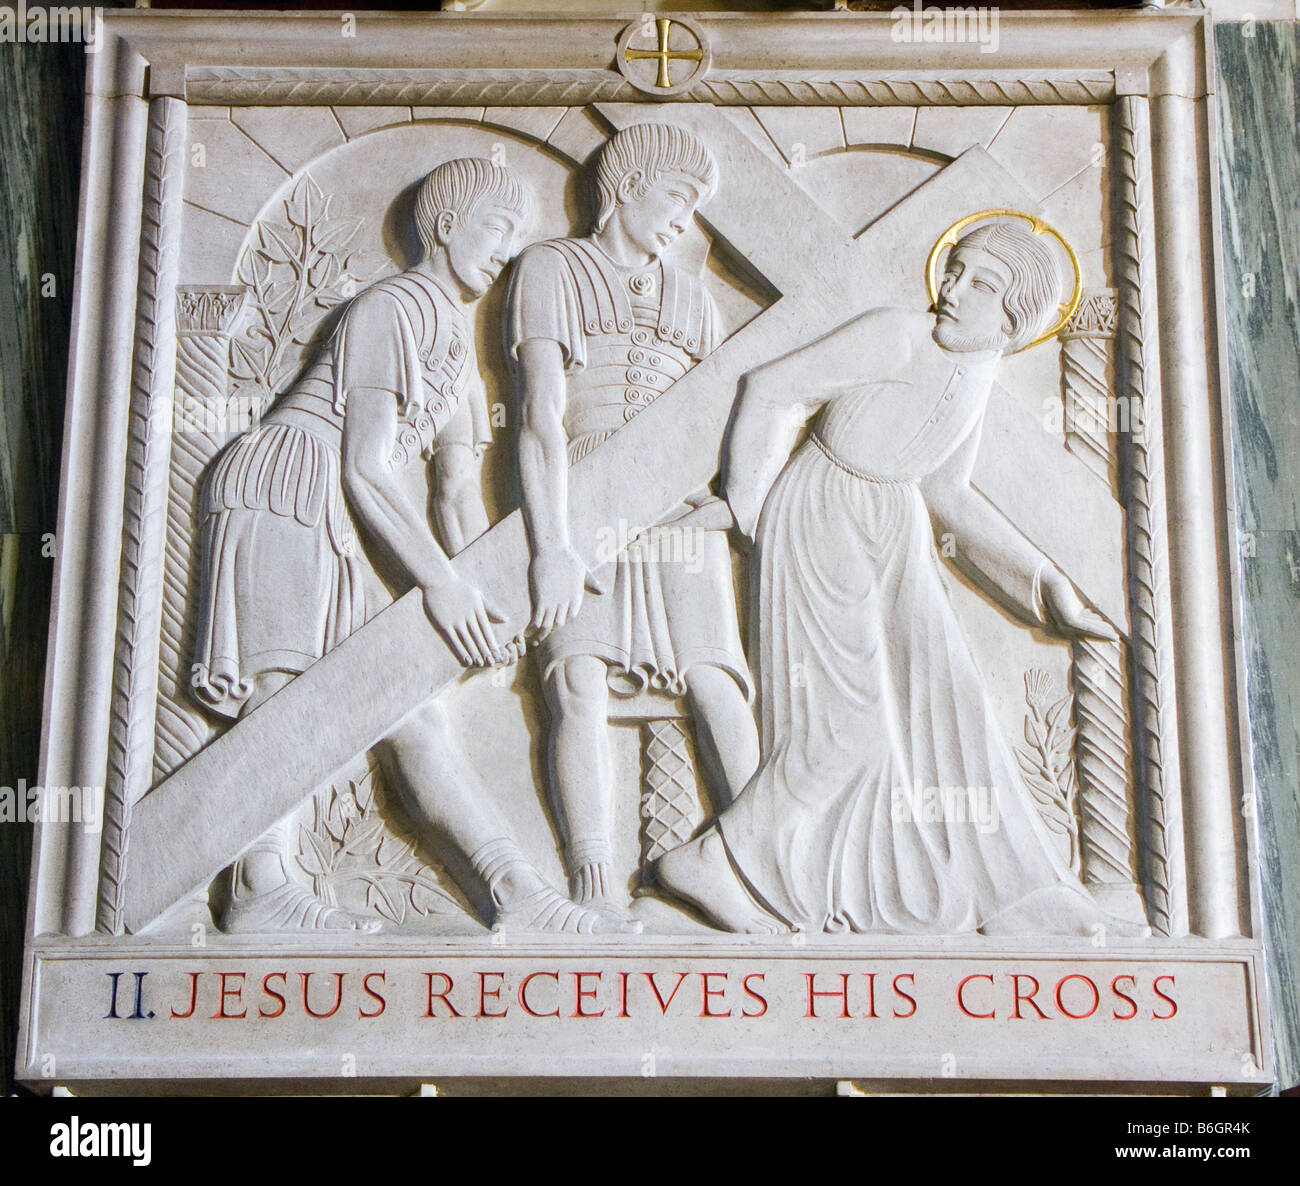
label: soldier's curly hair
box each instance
[413,157,531,259]
[592,123,717,233]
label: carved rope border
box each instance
[1113,93,1187,937]
[99,96,187,934]
[181,66,1117,108]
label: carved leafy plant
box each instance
[297,759,461,925]
[1014,669,1081,873]
[229,172,386,412]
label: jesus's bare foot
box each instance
[655,830,787,934]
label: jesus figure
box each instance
[651,217,1139,937]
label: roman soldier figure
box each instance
[509,123,760,922]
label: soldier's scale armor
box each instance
[535,239,719,463]
[263,270,474,470]
[506,234,751,703]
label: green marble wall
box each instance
[1215,20,1300,1094]
[0,14,1296,1095]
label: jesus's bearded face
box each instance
[931,246,1014,354]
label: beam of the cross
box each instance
[976,382,1124,625]
[123,108,1089,931]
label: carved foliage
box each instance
[1015,669,1081,873]
[229,173,384,411]
[296,759,462,926]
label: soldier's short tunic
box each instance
[192,270,487,718]
[507,237,752,700]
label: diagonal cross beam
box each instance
[124,106,1064,931]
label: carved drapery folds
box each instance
[92,64,1188,943]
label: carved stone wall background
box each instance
[135,97,1126,932]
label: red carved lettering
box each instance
[616,970,630,1019]
[212,972,246,1019]
[862,972,879,1019]
[645,971,690,1015]
[957,973,996,1019]
[359,972,386,1018]
[1152,975,1178,1020]
[701,972,732,1018]
[170,971,200,1020]
[1054,974,1099,1020]
[259,972,287,1019]
[519,972,560,1019]
[1010,974,1047,1020]
[805,972,851,1019]
[476,971,508,1019]
[741,973,768,1018]
[422,972,462,1018]
[300,972,344,1019]
[891,973,917,1019]
[572,971,604,1018]
[1110,975,1139,1021]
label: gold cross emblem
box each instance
[624,17,704,91]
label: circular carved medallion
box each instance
[616,16,711,98]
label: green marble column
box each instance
[1216,19,1300,1094]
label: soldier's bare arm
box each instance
[342,386,505,666]
[515,337,603,635]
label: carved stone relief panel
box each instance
[18,10,1270,1091]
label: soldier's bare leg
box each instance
[684,666,760,812]
[385,697,633,934]
[543,654,636,921]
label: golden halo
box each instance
[924,209,1083,353]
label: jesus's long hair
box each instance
[956,221,1064,353]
